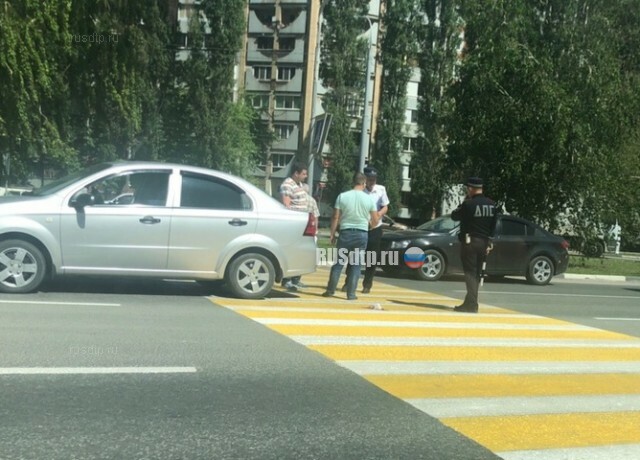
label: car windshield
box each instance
[30,163,113,197]
[416,215,459,233]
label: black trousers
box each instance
[345,226,382,290]
[460,236,488,309]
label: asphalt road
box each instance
[0,277,499,460]
[377,271,640,338]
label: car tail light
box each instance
[561,239,570,250]
[303,212,317,237]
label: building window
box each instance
[271,154,293,168]
[277,67,296,81]
[279,38,295,51]
[274,124,295,140]
[250,94,270,109]
[253,66,272,80]
[403,137,416,152]
[256,37,274,50]
[275,95,301,109]
[411,110,419,124]
[176,33,188,49]
[401,192,411,207]
[346,95,364,118]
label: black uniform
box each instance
[451,193,497,312]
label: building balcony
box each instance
[272,109,301,123]
[280,10,306,35]
[248,10,274,34]
[246,41,273,63]
[276,39,305,64]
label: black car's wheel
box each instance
[415,249,446,281]
[526,255,554,285]
[225,253,275,299]
[0,239,47,293]
[582,239,605,258]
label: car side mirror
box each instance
[71,192,94,209]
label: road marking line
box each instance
[442,411,640,452]
[0,367,197,375]
[255,318,597,331]
[290,336,640,348]
[595,317,640,321]
[339,361,640,375]
[455,290,640,300]
[0,300,121,307]
[366,373,640,399]
[226,305,541,318]
[408,394,640,418]
[312,344,640,361]
[499,443,640,460]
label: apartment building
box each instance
[171,0,419,215]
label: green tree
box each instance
[447,0,635,241]
[410,0,462,221]
[162,0,256,177]
[67,0,171,165]
[372,0,421,218]
[320,0,370,202]
[0,0,75,180]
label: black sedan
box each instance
[380,215,570,285]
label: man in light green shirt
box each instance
[323,173,378,300]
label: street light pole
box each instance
[358,16,377,173]
[307,0,327,196]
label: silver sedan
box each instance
[0,162,317,298]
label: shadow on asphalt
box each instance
[376,269,533,286]
[390,299,453,311]
[43,276,227,297]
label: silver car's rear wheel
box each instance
[526,255,554,285]
[0,239,47,293]
[226,253,275,299]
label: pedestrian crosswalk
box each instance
[210,269,640,459]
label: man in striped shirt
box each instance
[279,161,309,291]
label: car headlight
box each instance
[390,240,411,249]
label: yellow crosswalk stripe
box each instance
[267,324,630,339]
[442,411,640,451]
[309,344,640,361]
[210,269,640,458]
[365,373,640,398]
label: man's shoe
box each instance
[294,281,308,289]
[321,291,334,297]
[454,304,478,313]
[362,287,371,294]
[283,281,298,292]
[346,295,358,301]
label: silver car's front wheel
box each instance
[526,255,554,286]
[226,253,275,299]
[0,239,47,293]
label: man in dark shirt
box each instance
[451,177,497,313]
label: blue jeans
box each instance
[326,229,368,298]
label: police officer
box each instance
[451,177,497,313]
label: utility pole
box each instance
[358,16,377,173]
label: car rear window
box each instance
[180,173,252,211]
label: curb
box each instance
[558,273,637,282]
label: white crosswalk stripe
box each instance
[210,270,640,458]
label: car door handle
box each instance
[140,216,161,224]
[228,218,248,227]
